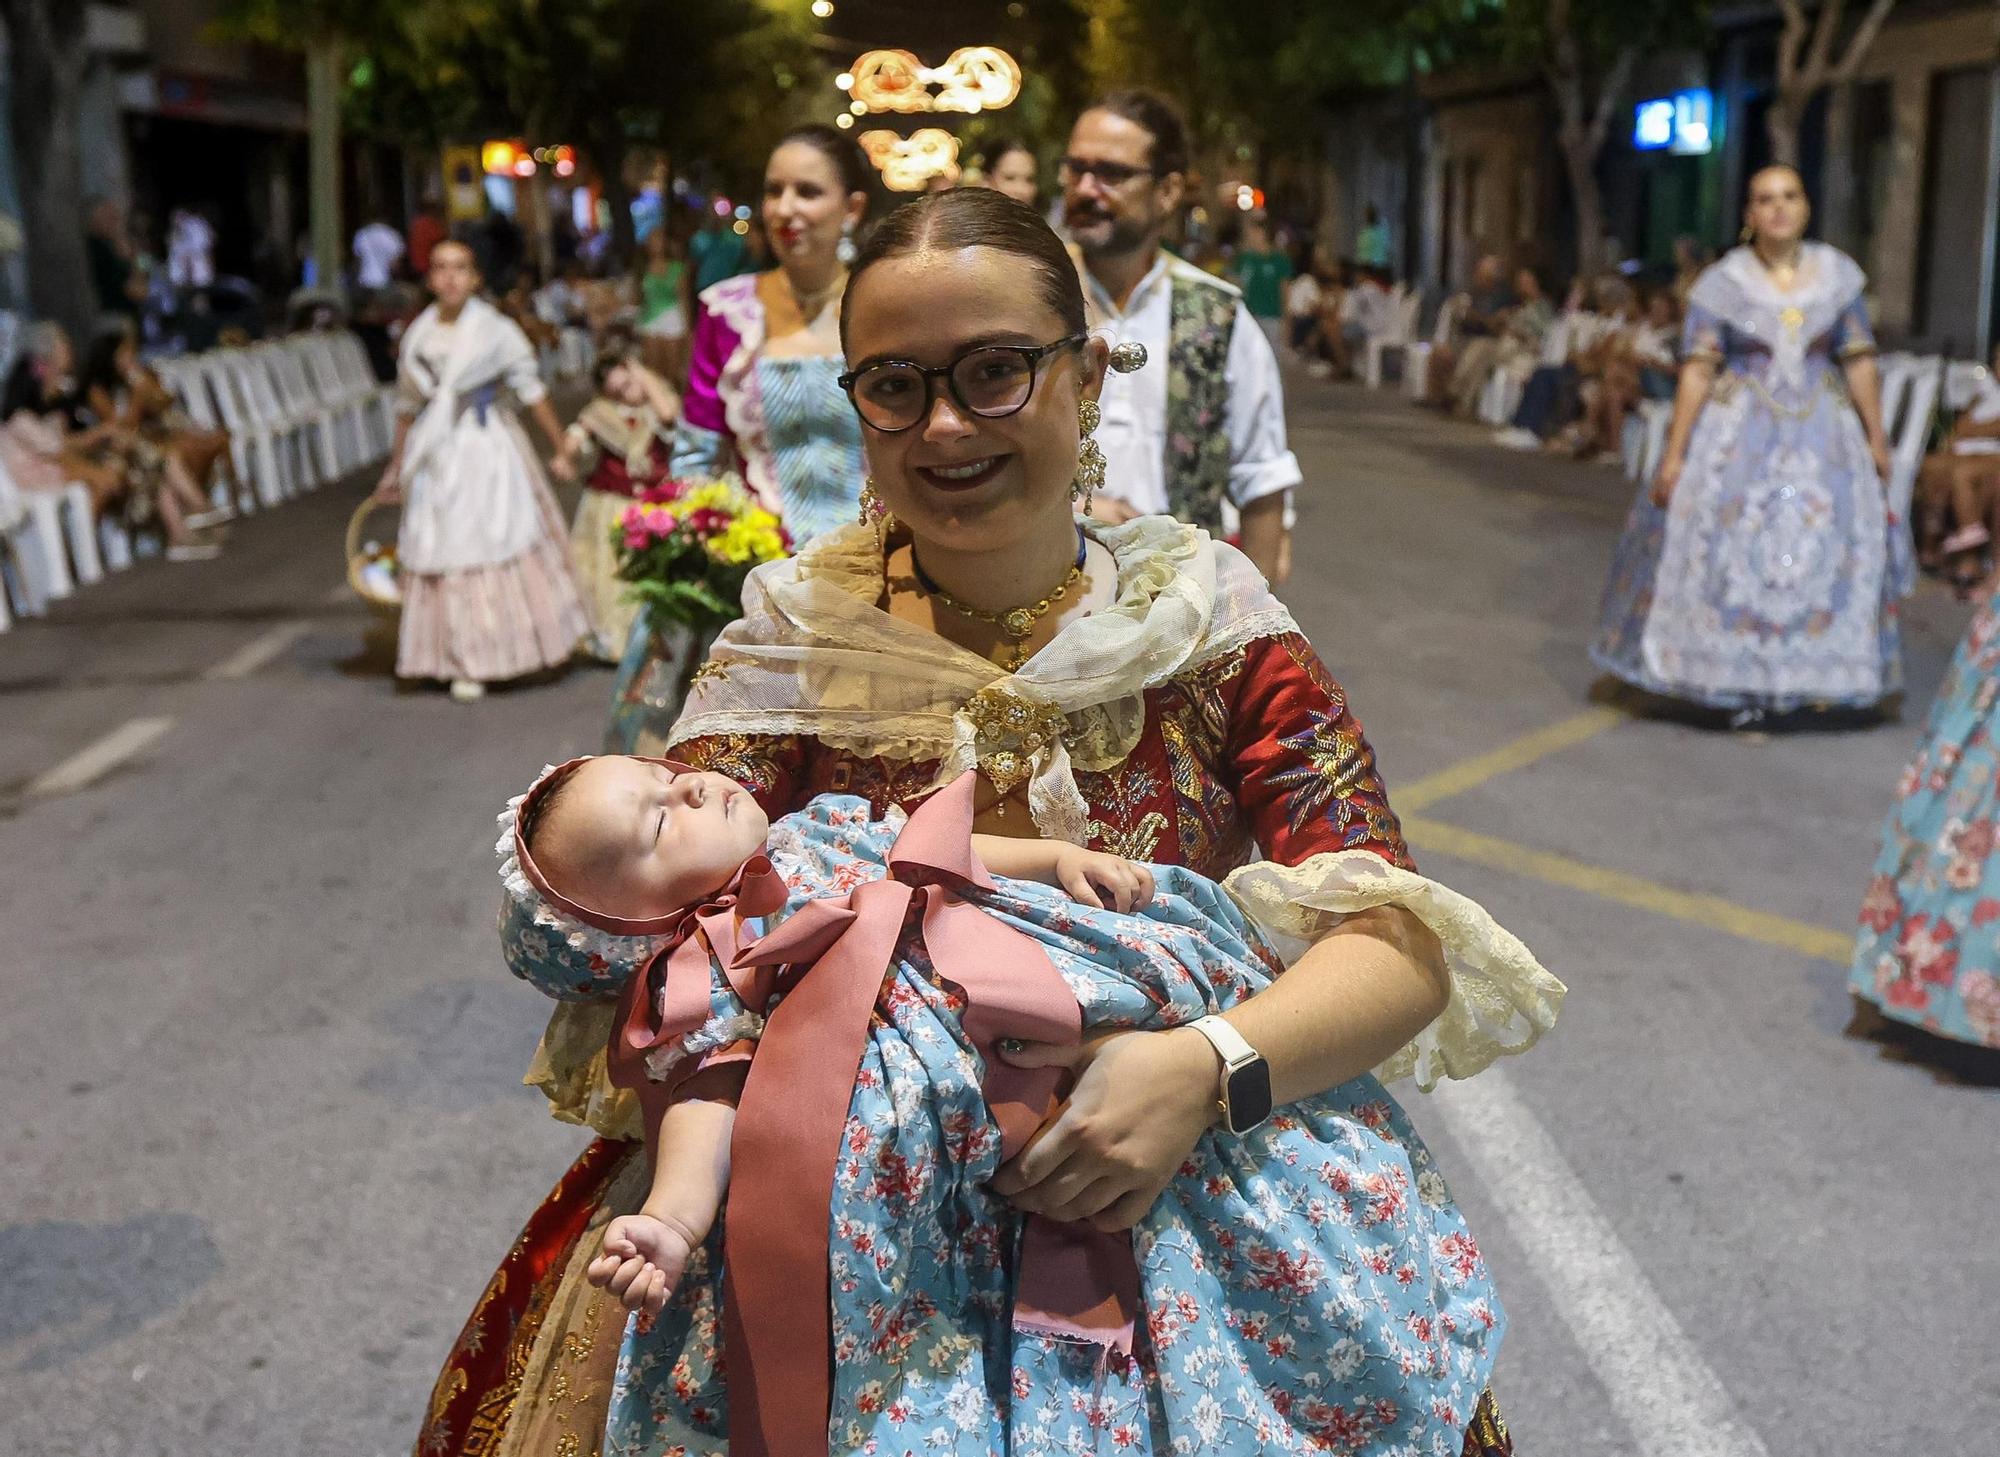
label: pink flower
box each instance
[1960,971,2000,1042]
[1897,914,1959,985]
[1857,875,1902,934]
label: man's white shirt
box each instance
[1082,250,1301,520]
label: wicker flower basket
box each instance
[344,498,402,616]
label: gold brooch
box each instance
[963,686,1071,795]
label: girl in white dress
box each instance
[374,239,590,701]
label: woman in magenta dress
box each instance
[606,125,870,751]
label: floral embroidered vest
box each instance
[1165,276,1237,531]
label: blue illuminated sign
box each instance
[1633,88,1715,155]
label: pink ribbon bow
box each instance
[719,773,1140,1457]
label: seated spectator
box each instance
[1329,264,1393,380]
[1283,248,1324,365]
[1567,286,1678,463]
[1454,265,1551,416]
[1497,279,1597,448]
[79,323,243,512]
[1914,343,2000,592]
[0,323,223,559]
[1425,254,1514,407]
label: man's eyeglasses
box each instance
[1058,157,1156,189]
[838,334,1088,433]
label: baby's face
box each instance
[538,757,769,921]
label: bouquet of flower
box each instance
[612,476,791,631]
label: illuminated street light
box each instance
[836,72,855,90]
[811,0,834,16]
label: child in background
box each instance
[564,347,681,660]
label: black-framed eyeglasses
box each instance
[1058,157,1156,189]
[838,333,1087,433]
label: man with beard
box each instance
[1061,90,1297,583]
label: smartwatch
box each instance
[1187,1015,1273,1135]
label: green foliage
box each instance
[216,0,817,183]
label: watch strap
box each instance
[1188,1014,1258,1070]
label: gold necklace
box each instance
[912,526,1088,671]
[787,268,846,320]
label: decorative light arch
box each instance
[844,46,1021,116]
[856,128,962,191]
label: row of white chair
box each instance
[0,329,395,630]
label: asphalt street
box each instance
[3,372,1994,1456]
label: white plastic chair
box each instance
[1405,295,1463,403]
[1362,288,1422,390]
[153,356,255,515]
[1636,400,1674,483]
[1885,361,1941,526]
[196,351,290,506]
[290,334,365,473]
[331,332,396,458]
[256,341,340,484]
[224,348,317,492]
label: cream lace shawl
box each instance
[528,517,1562,1137]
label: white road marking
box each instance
[1427,1068,1772,1457]
[26,716,175,797]
[204,620,315,681]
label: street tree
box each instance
[1502,0,1709,276]
[1766,0,1898,167]
[0,0,94,337]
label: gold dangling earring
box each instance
[858,475,892,548]
[1739,222,1755,246]
[1072,399,1105,513]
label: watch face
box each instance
[1223,1059,1274,1133]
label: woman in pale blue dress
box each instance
[1849,588,2000,1049]
[1592,166,1903,725]
[607,125,869,752]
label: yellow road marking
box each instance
[1403,816,1855,964]
[1395,707,1628,813]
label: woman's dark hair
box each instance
[592,341,640,393]
[774,123,871,199]
[0,355,42,420]
[982,137,1034,172]
[1087,89,1190,179]
[80,327,132,403]
[433,230,488,278]
[841,189,1085,347]
[1,322,69,419]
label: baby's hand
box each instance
[1053,846,1155,912]
[586,1213,697,1317]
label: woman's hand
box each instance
[1051,846,1154,911]
[548,446,578,484]
[586,1211,698,1317]
[371,461,403,505]
[1650,452,1681,508]
[990,1027,1217,1231]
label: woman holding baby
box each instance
[418,190,1562,1457]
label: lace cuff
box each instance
[1221,850,1565,1089]
[525,1003,769,1140]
